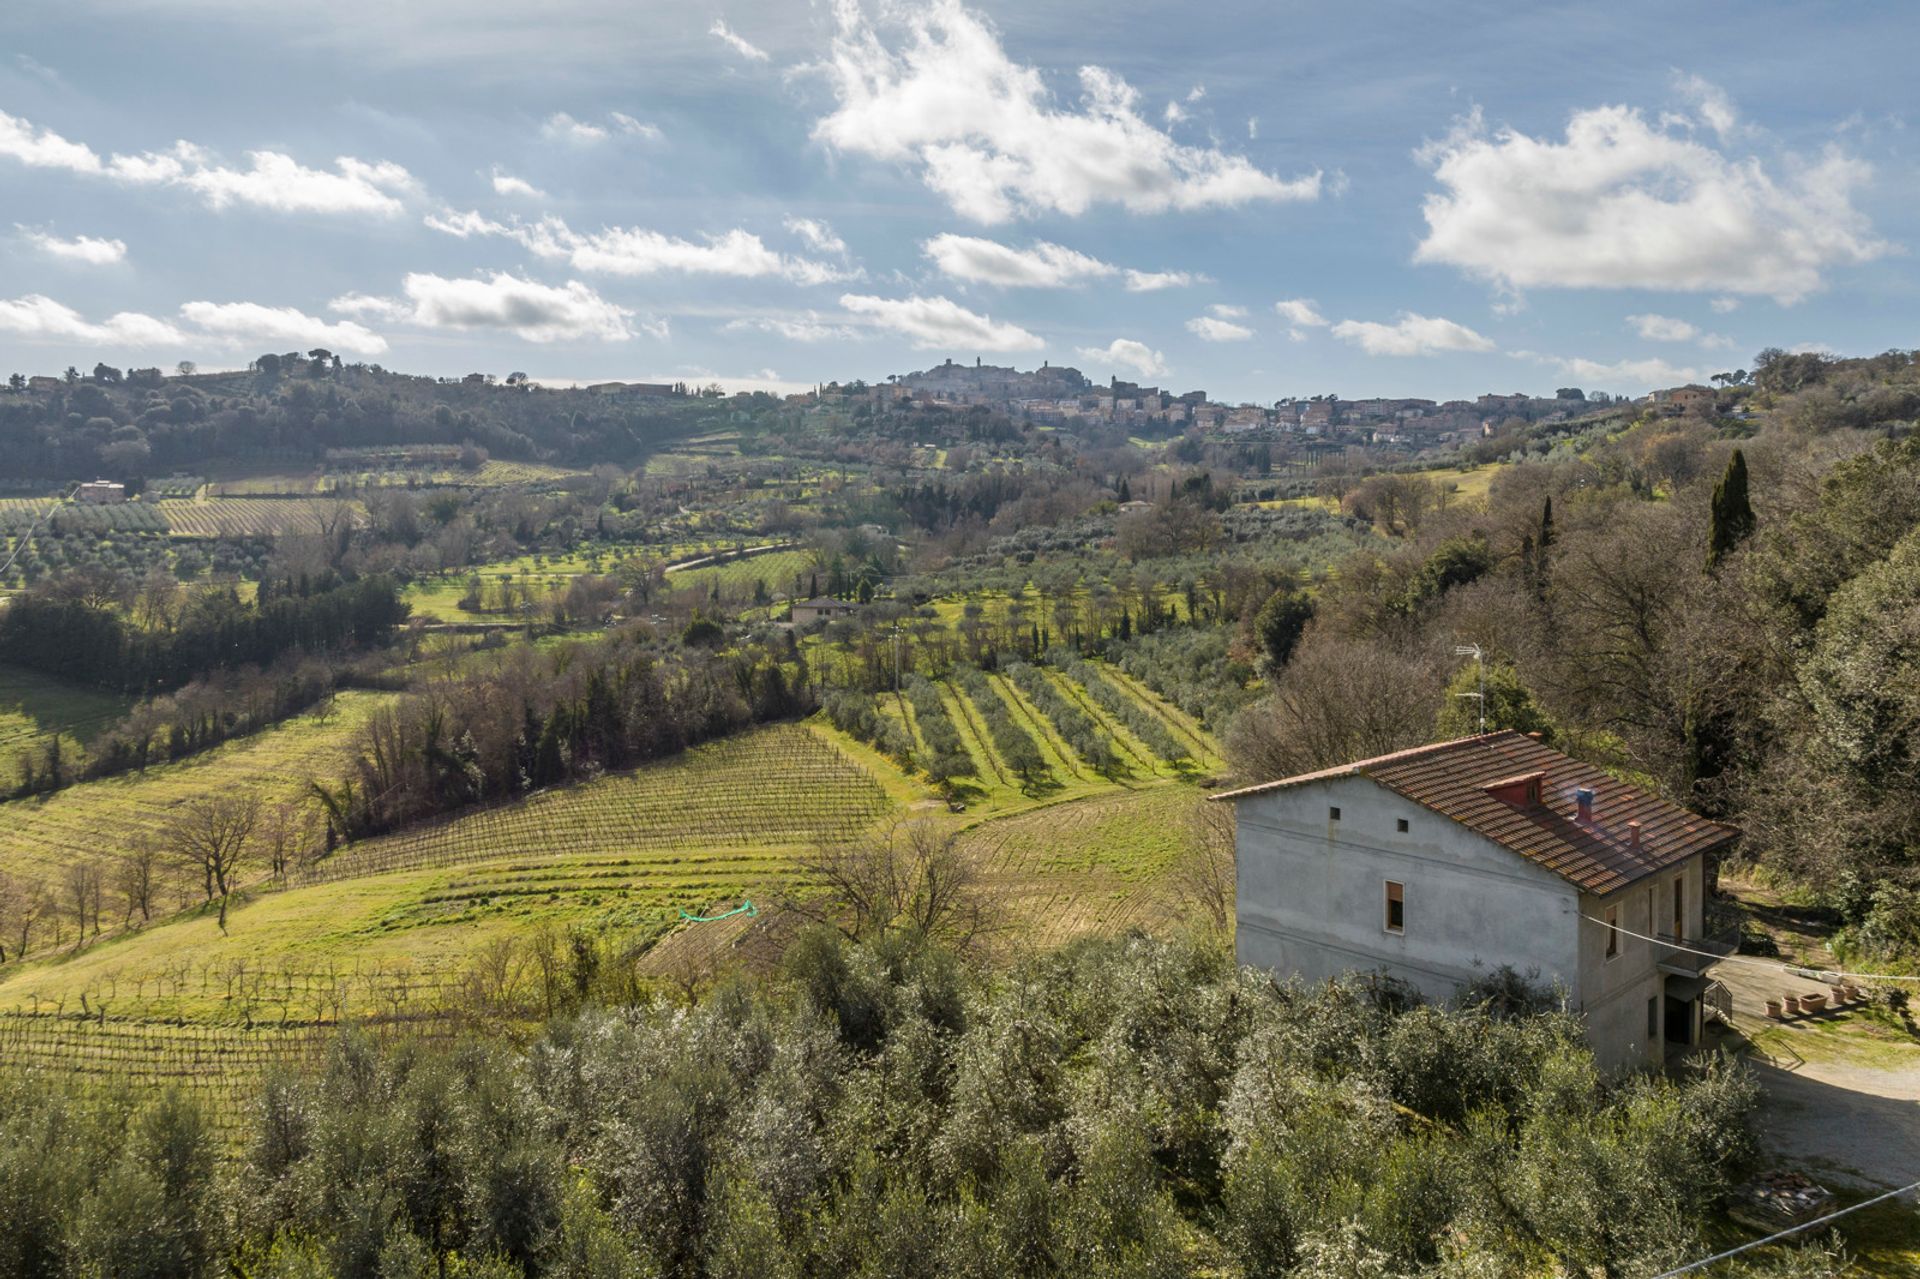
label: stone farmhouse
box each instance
[789,597,862,625]
[1214,731,1739,1071]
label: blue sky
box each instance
[0,0,1912,401]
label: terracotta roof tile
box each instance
[1211,732,1738,895]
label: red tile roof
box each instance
[1211,732,1738,895]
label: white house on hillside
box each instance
[1214,732,1739,1071]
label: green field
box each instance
[0,664,135,789]
[665,546,816,601]
[0,691,391,895]
[0,630,1222,1118]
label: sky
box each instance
[0,0,1913,402]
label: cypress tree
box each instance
[1706,448,1756,572]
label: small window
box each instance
[1328,805,1341,822]
[1396,817,1410,833]
[1647,996,1659,1040]
[1384,880,1404,933]
[1605,905,1620,959]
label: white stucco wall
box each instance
[1231,775,1713,1073]
[1577,854,1706,1070]
[1232,776,1582,1004]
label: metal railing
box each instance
[1651,928,1741,977]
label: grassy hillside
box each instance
[0,690,392,894]
[0,663,134,787]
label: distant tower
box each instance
[975,356,981,367]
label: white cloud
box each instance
[177,301,388,355]
[1710,296,1740,314]
[0,294,185,345]
[542,112,608,144]
[1182,313,1259,341]
[1247,116,1258,140]
[22,230,127,265]
[723,312,858,342]
[710,18,771,62]
[1331,312,1495,357]
[1273,297,1327,340]
[332,272,634,342]
[423,208,508,237]
[1675,73,1738,141]
[491,169,546,199]
[1186,84,1207,103]
[0,111,417,216]
[1207,303,1248,318]
[839,292,1042,351]
[1515,350,1700,391]
[1122,268,1205,292]
[813,0,1320,223]
[425,212,853,284]
[1415,95,1887,304]
[1628,313,1700,343]
[1628,312,1736,350]
[609,112,662,141]
[175,152,417,215]
[784,216,847,256]
[1075,338,1166,378]
[1163,101,1187,125]
[0,110,101,172]
[922,233,1114,287]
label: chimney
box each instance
[1627,820,1642,849]
[1575,787,1594,824]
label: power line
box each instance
[1647,1179,1920,1278]
[1578,914,1920,984]
[0,484,83,583]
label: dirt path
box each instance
[1707,953,1920,1189]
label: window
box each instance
[1648,996,1660,1040]
[1384,880,1404,933]
[1396,818,1409,833]
[1672,875,1685,942]
[1328,805,1341,822]
[1605,905,1620,959]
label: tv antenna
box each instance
[1452,642,1486,734]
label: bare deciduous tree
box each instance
[1226,633,1445,783]
[0,872,49,963]
[64,860,102,948]
[115,842,164,925]
[1168,797,1236,932]
[789,819,996,951]
[166,794,260,931]
[261,801,317,879]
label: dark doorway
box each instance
[1664,995,1694,1046]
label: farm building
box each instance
[75,480,126,504]
[790,597,862,625]
[1214,732,1739,1071]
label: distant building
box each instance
[790,597,862,625]
[75,480,126,504]
[1653,385,1716,417]
[26,376,61,393]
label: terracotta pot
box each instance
[1784,995,1801,1015]
[1845,983,1865,1002]
[1765,999,1783,1020]
[1831,985,1849,1005]
[1801,994,1827,1013]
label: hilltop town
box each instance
[775,357,1729,448]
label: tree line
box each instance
[311,628,814,844]
[0,931,1844,1279]
[0,574,408,693]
